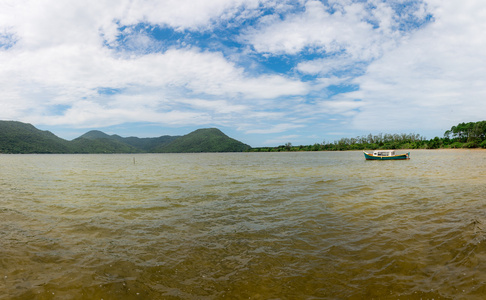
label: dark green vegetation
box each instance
[2,120,485,154]
[443,121,486,148]
[0,121,250,153]
[76,130,178,152]
[154,128,252,153]
[0,121,72,153]
[251,121,486,152]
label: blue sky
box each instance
[1,0,485,146]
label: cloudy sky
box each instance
[1,0,485,146]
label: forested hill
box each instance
[251,120,486,152]
[0,121,72,153]
[0,121,251,153]
[154,128,252,153]
[2,120,485,154]
[76,130,179,152]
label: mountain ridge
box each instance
[0,121,251,153]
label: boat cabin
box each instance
[373,150,395,156]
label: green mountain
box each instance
[154,128,251,153]
[0,121,251,153]
[70,136,142,153]
[0,121,71,153]
[78,130,115,140]
[78,128,250,153]
[78,130,178,152]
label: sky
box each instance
[0,0,485,147]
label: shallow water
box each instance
[1,150,485,299]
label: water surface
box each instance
[1,150,486,299]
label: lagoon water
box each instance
[1,150,486,299]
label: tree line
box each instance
[250,121,486,152]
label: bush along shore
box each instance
[250,121,486,152]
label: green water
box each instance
[1,150,485,299]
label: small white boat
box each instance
[364,150,410,160]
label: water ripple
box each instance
[1,151,486,299]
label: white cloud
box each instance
[0,1,310,130]
[28,99,212,128]
[246,123,305,134]
[120,0,264,31]
[241,0,397,59]
[296,54,368,78]
[1,0,485,145]
[318,99,363,116]
[0,0,267,48]
[348,0,486,134]
[263,134,300,145]
[178,98,248,114]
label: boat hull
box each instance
[364,152,410,160]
